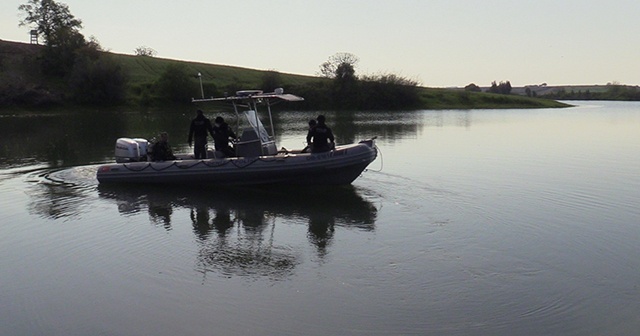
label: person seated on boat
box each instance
[306,115,335,153]
[212,116,237,157]
[301,119,317,153]
[151,132,177,161]
[188,109,215,159]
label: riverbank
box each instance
[0,39,568,110]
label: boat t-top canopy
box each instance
[192,88,304,104]
[192,88,304,156]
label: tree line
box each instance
[303,52,422,110]
[145,53,422,110]
[10,0,421,110]
[464,81,512,95]
[542,83,640,101]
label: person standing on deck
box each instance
[306,115,335,153]
[188,110,215,159]
[212,116,237,157]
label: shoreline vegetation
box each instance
[6,0,638,112]
[0,39,573,111]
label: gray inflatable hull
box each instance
[97,140,377,186]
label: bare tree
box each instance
[318,52,359,78]
[134,46,157,57]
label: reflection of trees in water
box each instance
[0,109,194,168]
[272,110,426,147]
[2,109,473,171]
[334,111,357,144]
[98,184,378,279]
[271,110,478,148]
[456,111,472,129]
[0,113,124,167]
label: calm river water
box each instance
[1,101,639,336]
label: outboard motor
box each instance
[115,138,148,163]
[132,138,149,158]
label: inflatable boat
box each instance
[96,89,377,186]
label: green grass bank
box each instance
[0,39,569,110]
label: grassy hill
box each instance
[118,54,322,91]
[0,39,568,110]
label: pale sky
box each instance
[2,0,638,87]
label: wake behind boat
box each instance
[96,89,377,186]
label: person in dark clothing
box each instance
[301,119,317,153]
[152,132,177,161]
[188,109,215,159]
[212,116,237,157]
[306,115,335,153]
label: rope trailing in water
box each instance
[366,144,383,173]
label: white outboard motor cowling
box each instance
[132,138,149,157]
[115,137,147,163]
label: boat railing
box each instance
[192,88,303,156]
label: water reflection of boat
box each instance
[96,90,377,186]
[97,184,378,231]
[97,184,378,278]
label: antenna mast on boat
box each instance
[197,72,204,99]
